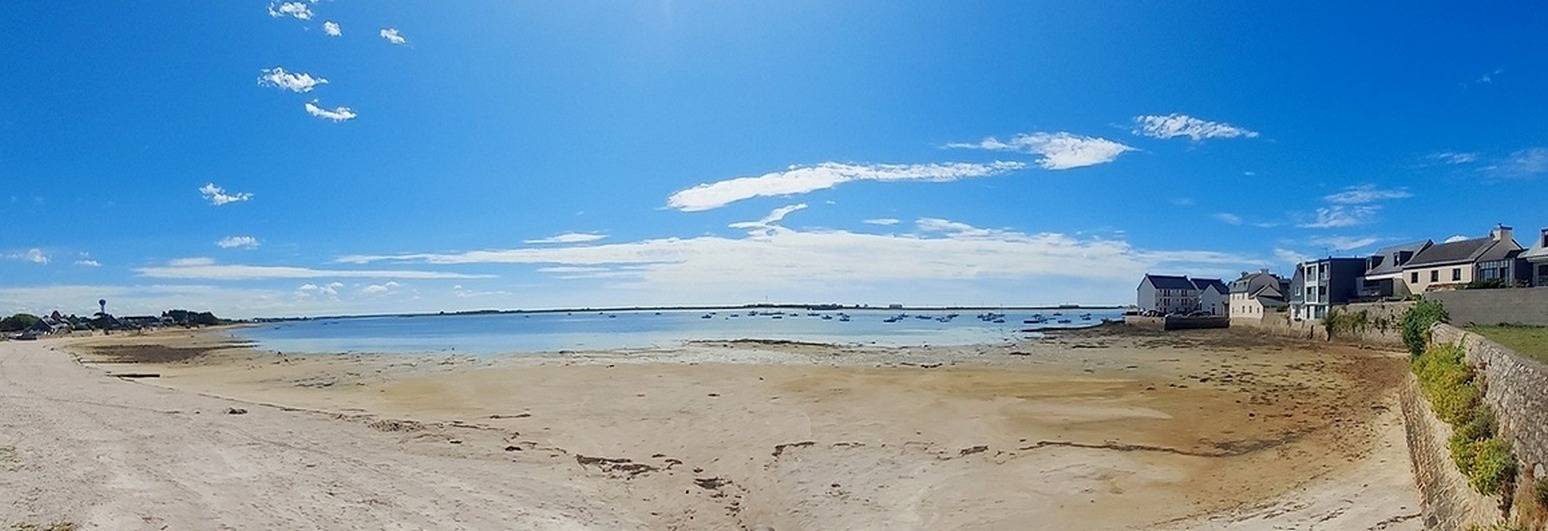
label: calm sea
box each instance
[235,308,1123,355]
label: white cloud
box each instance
[267,1,313,20]
[1213,213,1243,225]
[258,67,328,93]
[728,203,807,232]
[136,259,492,280]
[1476,68,1504,84]
[216,236,261,250]
[1444,234,1470,243]
[1428,151,1479,165]
[323,21,341,37]
[1299,205,1379,229]
[74,259,101,268]
[863,218,901,226]
[667,161,1023,211]
[199,182,253,206]
[379,28,407,45]
[304,100,358,122]
[1323,184,1412,205]
[1308,235,1380,252]
[335,218,1251,298]
[945,132,1132,170]
[525,232,608,244]
[295,282,343,300]
[1132,114,1259,141]
[361,281,402,295]
[6,248,49,265]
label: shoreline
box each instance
[21,326,1426,529]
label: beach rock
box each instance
[224,407,247,415]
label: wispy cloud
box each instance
[945,132,1132,170]
[304,100,358,122]
[1444,234,1470,243]
[1428,151,1479,165]
[1308,235,1380,252]
[1298,205,1379,229]
[524,232,608,244]
[323,21,341,37]
[863,218,900,226]
[1274,248,1308,265]
[1491,147,1548,177]
[74,259,101,268]
[380,28,408,45]
[267,1,313,20]
[1132,114,1259,141]
[1213,213,1243,225]
[1323,184,1412,205]
[666,161,1024,212]
[5,248,49,265]
[136,259,492,280]
[216,236,260,249]
[259,67,328,93]
[728,204,807,233]
[199,183,253,206]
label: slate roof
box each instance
[1524,229,1548,261]
[1364,240,1432,277]
[1405,237,1500,268]
[1190,278,1227,293]
[1142,274,1197,290]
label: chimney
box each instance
[1491,224,1514,243]
[1540,228,1548,248]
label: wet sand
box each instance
[6,326,1423,529]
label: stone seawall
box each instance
[1123,315,1229,331]
[1400,374,1504,529]
[1230,312,1328,341]
[1433,324,1548,483]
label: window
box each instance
[1483,268,1498,280]
[1431,270,1438,282]
[1452,268,1462,281]
[1411,272,1419,284]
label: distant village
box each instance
[1138,224,1548,321]
[0,299,228,340]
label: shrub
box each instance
[1537,477,1548,508]
[1467,438,1517,495]
[1465,278,1509,290]
[1403,299,1450,356]
[1413,343,1479,424]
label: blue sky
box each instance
[2,2,1546,317]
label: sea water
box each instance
[235,308,1123,355]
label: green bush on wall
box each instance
[1402,299,1450,356]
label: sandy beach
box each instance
[1,326,1423,530]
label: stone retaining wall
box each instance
[1433,323,1548,483]
[1326,300,1412,347]
[1399,374,1505,529]
[1428,287,1548,326]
